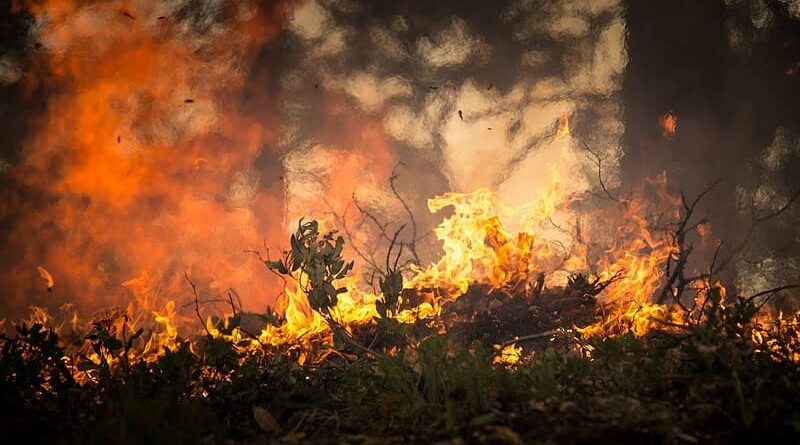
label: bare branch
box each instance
[390,162,421,265]
[582,141,618,202]
[184,271,210,336]
[754,187,800,223]
[745,284,800,307]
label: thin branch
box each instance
[326,201,381,273]
[390,162,421,265]
[582,141,618,202]
[754,187,800,223]
[226,290,238,316]
[656,180,720,305]
[496,329,559,349]
[184,271,210,336]
[744,284,800,306]
[352,194,394,244]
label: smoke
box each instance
[279,0,628,260]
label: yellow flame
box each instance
[407,169,565,300]
[493,343,522,365]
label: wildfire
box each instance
[3,1,798,382]
[11,162,742,376]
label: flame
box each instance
[11,161,797,372]
[493,343,522,366]
[407,169,566,299]
[660,112,678,139]
[578,173,684,336]
[258,268,379,349]
[752,311,800,363]
[2,0,292,320]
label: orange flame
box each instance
[3,0,292,320]
[660,111,678,139]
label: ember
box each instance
[660,111,678,139]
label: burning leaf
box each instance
[253,406,281,433]
[184,99,194,104]
[122,11,136,21]
[36,266,54,291]
[458,109,464,121]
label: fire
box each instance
[2,0,292,321]
[259,272,378,348]
[8,160,796,374]
[660,111,678,139]
[407,168,566,299]
[493,343,522,366]
[3,2,797,378]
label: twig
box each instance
[327,201,381,273]
[656,180,720,305]
[184,272,211,336]
[226,290,238,315]
[713,186,800,275]
[489,329,561,362]
[754,187,800,223]
[390,162,421,265]
[497,329,558,348]
[744,284,800,307]
[352,195,394,244]
[582,142,618,202]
